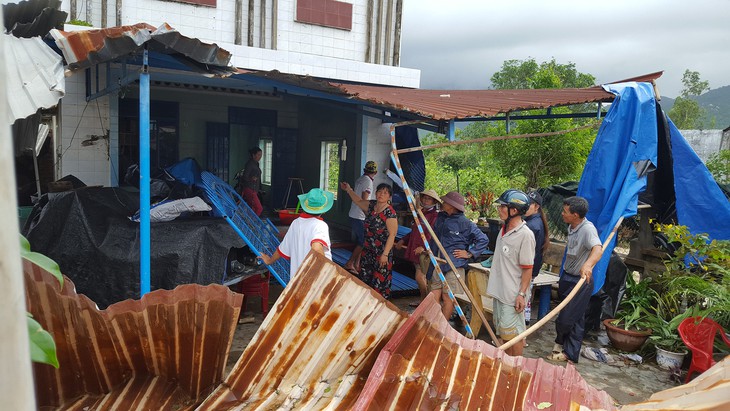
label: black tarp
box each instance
[24,187,245,308]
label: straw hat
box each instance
[419,189,442,204]
[298,188,334,215]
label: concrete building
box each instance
[53,0,419,226]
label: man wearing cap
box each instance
[343,161,377,274]
[428,191,489,321]
[259,188,333,278]
[487,190,535,356]
[396,189,442,304]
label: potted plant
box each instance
[465,191,497,223]
[648,313,689,370]
[649,224,730,369]
[604,273,655,352]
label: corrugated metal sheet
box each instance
[198,252,409,410]
[2,0,67,38]
[353,294,617,410]
[237,70,665,122]
[50,22,233,74]
[23,258,242,409]
[4,35,64,124]
[621,357,729,411]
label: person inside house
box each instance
[550,196,603,363]
[340,181,398,298]
[343,161,377,274]
[237,146,264,216]
[524,190,550,324]
[258,188,333,278]
[395,189,442,306]
[486,189,535,356]
[428,191,489,321]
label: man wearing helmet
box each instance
[486,189,536,356]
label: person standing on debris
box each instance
[395,189,442,306]
[524,190,550,324]
[428,191,489,321]
[486,190,535,356]
[549,196,602,363]
[237,147,264,216]
[259,188,333,278]
[340,181,398,298]
[343,161,377,274]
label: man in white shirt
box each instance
[343,161,377,273]
[487,190,535,356]
[259,188,333,278]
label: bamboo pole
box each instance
[396,123,599,155]
[417,208,501,346]
[499,216,625,351]
[388,121,479,339]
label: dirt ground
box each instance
[226,285,677,407]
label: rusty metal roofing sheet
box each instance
[621,356,729,411]
[353,294,617,410]
[237,70,665,122]
[198,251,409,410]
[2,0,67,38]
[23,258,242,409]
[49,22,233,74]
[4,35,64,125]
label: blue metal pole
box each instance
[139,46,151,296]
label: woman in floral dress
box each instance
[340,182,398,298]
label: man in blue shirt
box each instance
[428,191,489,321]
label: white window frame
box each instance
[260,138,273,185]
[320,140,340,199]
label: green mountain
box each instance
[659,85,730,129]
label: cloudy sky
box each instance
[400,0,729,97]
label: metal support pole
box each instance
[139,46,151,296]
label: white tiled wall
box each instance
[58,72,111,187]
[365,117,395,188]
[60,0,420,88]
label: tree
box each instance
[668,69,710,129]
[706,149,730,185]
[488,59,598,188]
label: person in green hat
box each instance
[259,188,334,278]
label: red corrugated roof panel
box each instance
[24,259,242,409]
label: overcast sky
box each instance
[400,0,729,98]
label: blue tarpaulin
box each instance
[669,119,730,239]
[576,82,730,294]
[577,82,657,294]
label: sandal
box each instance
[547,351,569,362]
[552,343,563,354]
[408,301,421,308]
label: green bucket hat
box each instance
[298,188,334,215]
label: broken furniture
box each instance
[458,263,559,336]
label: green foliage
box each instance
[20,235,62,368]
[27,314,59,368]
[706,149,730,185]
[490,58,595,90]
[68,19,93,27]
[668,97,703,129]
[679,70,710,98]
[668,69,710,129]
[613,274,658,331]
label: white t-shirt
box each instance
[487,221,536,306]
[348,174,374,220]
[277,214,332,278]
